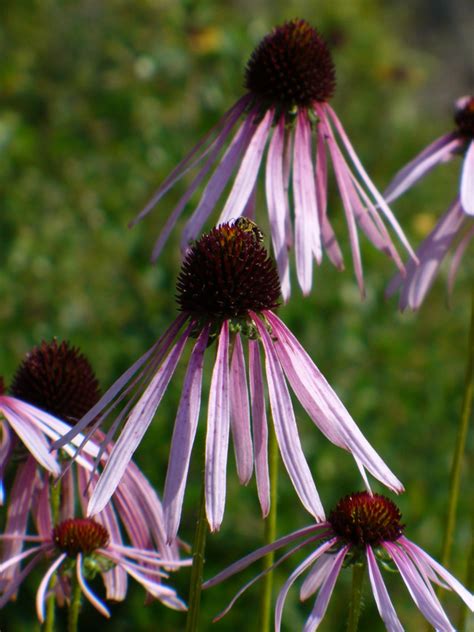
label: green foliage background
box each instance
[1,0,472,630]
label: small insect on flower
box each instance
[234,217,265,243]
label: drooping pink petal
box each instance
[383,132,463,202]
[205,320,230,532]
[36,553,67,623]
[275,538,338,632]
[299,554,335,601]
[1,399,60,475]
[0,547,48,608]
[293,110,320,294]
[323,103,416,261]
[252,314,325,521]
[80,468,128,601]
[265,311,403,493]
[115,557,187,610]
[266,116,291,300]
[163,326,209,542]
[461,140,474,215]
[315,126,344,270]
[398,536,474,611]
[1,457,38,588]
[302,545,348,632]
[320,117,364,293]
[76,553,111,618]
[87,328,190,516]
[448,223,474,297]
[366,546,404,632]
[384,542,454,631]
[387,200,465,310]
[229,333,253,485]
[33,478,53,538]
[219,108,273,223]
[203,524,329,590]
[149,102,250,260]
[132,95,250,226]
[53,315,188,451]
[248,339,270,517]
[182,111,258,248]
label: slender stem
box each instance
[44,477,61,632]
[68,567,82,632]
[185,480,208,632]
[258,424,278,632]
[346,562,365,632]
[440,288,474,573]
[457,509,474,630]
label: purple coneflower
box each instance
[1,340,178,595]
[0,513,190,620]
[133,19,414,299]
[386,95,474,309]
[55,221,402,542]
[204,491,474,631]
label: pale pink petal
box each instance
[116,559,187,610]
[461,140,474,214]
[219,108,273,223]
[398,536,474,611]
[205,321,230,532]
[448,223,474,297]
[229,333,253,485]
[315,126,344,269]
[293,110,320,294]
[34,478,53,538]
[265,311,403,493]
[182,111,258,248]
[87,329,189,516]
[366,546,404,632]
[302,546,347,632]
[0,548,47,608]
[76,554,111,618]
[321,117,364,293]
[163,326,209,542]
[252,314,325,521]
[387,200,465,310]
[36,554,66,623]
[150,102,249,260]
[323,103,416,261]
[299,554,335,601]
[384,542,454,631]
[1,457,38,586]
[1,400,60,474]
[266,116,291,299]
[203,524,329,590]
[384,132,463,202]
[211,533,332,622]
[249,339,270,517]
[275,539,338,632]
[132,96,250,225]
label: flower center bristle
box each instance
[176,220,281,323]
[53,518,109,557]
[455,96,474,138]
[9,339,101,423]
[245,19,336,110]
[328,492,404,547]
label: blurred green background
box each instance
[1,0,473,630]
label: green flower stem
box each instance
[458,507,474,630]
[259,424,278,632]
[44,478,61,632]
[68,567,82,632]
[346,562,365,632]
[185,480,208,632]
[440,287,474,576]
